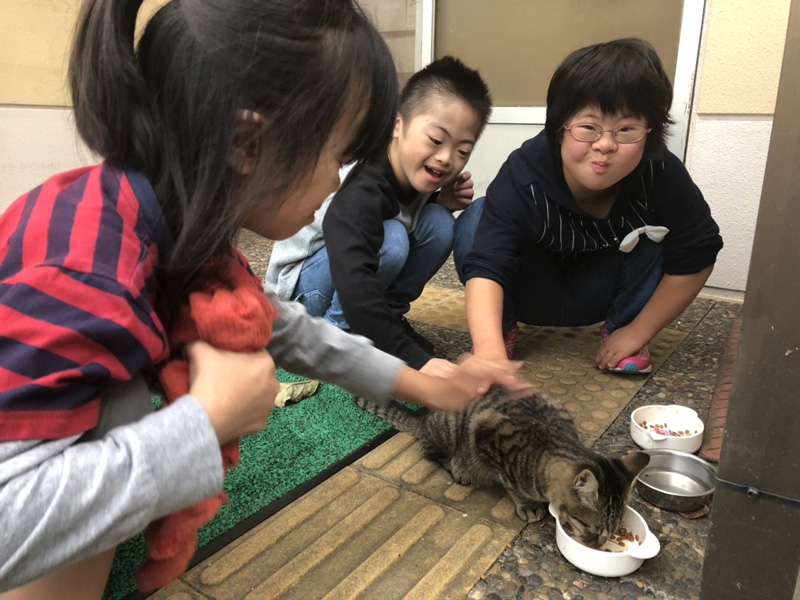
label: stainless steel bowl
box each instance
[635,449,717,512]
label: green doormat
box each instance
[103,370,393,600]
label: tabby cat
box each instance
[354,389,649,548]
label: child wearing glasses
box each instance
[453,38,723,373]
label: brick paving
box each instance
[699,318,741,463]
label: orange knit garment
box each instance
[135,252,277,591]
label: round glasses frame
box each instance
[563,123,651,144]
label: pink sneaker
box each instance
[503,325,520,359]
[600,326,652,374]
[469,325,520,360]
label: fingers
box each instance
[419,358,458,379]
[185,341,278,444]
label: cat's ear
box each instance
[572,469,599,506]
[619,451,650,480]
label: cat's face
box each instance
[552,451,650,548]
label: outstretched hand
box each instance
[420,357,459,379]
[455,353,533,396]
[410,354,533,412]
[437,171,474,212]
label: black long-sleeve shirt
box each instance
[324,157,433,369]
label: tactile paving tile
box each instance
[170,467,516,600]
[514,324,688,445]
[408,286,537,336]
[405,286,464,325]
[351,433,525,531]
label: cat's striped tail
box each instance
[352,396,425,434]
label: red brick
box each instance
[707,417,728,430]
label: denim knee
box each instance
[415,203,456,256]
[295,289,333,319]
[453,197,485,282]
[378,219,411,284]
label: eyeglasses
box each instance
[563,123,651,144]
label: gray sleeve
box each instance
[264,197,331,299]
[0,395,223,592]
[265,288,403,405]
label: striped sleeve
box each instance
[0,164,170,441]
[0,265,168,440]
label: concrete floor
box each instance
[144,232,743,600]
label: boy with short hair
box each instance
[267,56,492,375]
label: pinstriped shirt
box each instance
[462,132,722,288]
[0,164,172,440]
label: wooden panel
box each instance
[435,0,683,106]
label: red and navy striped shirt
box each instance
[0,164,173,441]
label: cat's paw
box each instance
[442,461,472,486]
[445,469,472,486]
[515,501,547,523]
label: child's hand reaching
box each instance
[186,341,280,444]
[454,354,533,396]
[420,357,459,379]
[437,171,475,212]
[395,355,533,412]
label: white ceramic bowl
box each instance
[630,404,704,453]
[549,504,660,577]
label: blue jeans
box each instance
[453,197,663,334]
[294,203,455,330]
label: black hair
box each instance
[69,0,398,322]
[545,38,673,159]
[399,55,492,140]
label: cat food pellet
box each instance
[638,420,697,438]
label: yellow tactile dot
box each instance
[559,378,578,386]
[618,380,638,389]
[564,402,582,412]
[601,400,621,409]
[610,389,629,398]
[580,421,601,433]
[569,368,588,377]
[583,383,602,392]
[549,386,568,395]
[529,380,544,389]
[555,355,571,363]
[591,410,610,420]
[545,363,564,371]
[575,392,594,402]
[592,374,613,383]
[536,371,554,380]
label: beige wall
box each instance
[696,0,790,114]
[685,0,791,297]
[0,0,175,107]
[0,1,80,106]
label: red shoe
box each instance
[469,325,520,360]
[600,326,652,374]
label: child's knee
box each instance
[453,197,485,267]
